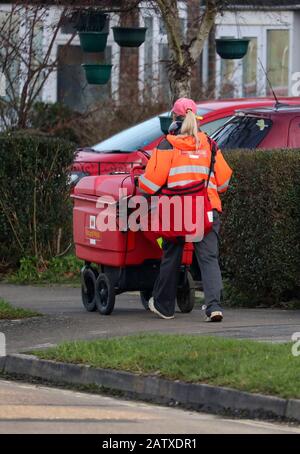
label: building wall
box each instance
[42,6,121,111]
[2,3,299,111]
[214,9,296,97]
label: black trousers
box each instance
[152,210,223,317]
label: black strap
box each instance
[206,137,218,189]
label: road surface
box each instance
[0,379,299,434]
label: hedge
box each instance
[0,132,75,265]
[221,149,300,305]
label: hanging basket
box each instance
[74,11,108,32]
[82,64,112,85]
[159,116,172,135]
[112,27,147,48]
[216,38,250,59]
[79,32,109,52]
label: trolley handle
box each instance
[130,165,145,194]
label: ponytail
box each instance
[180,109,199,151]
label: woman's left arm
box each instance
[214,149,233,194]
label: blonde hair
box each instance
[180,109,199,150]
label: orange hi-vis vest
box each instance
[139,132,232,212]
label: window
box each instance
[159,18,186,37]
[159,43,171,103]
[60,14,76,34]
[267,30,289,96]
[159,18,166,35]
[201,116,232,136]
[242,37,257,97]
[93,108,211,152]
[94,115,162,152]
[179,19,187,38]
[0,10,20,101]
[220,59,235,98]
[57,44,112,112]
[211,116,272,150]
[30,20,44,102]
[143,16,153,98]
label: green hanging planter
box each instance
[82,64,112,85]
[112,27,147,47]
[79,31,109,52]
[159,116,172,135]
[216,38,250,60]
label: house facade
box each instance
[215,7,300,98]
[1,1,300,112]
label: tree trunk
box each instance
[168,61,192,101]
[155,0,218,103]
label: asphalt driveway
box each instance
[1,284,300,354]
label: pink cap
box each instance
[172,97,197,117]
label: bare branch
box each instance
[189,0,218,62]
[155,0,184,66]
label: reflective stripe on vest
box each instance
[139,174,161,193]
[168,179,217,190]
[169,165,213,177]
[168,179,196,188]
[217,177,230,192]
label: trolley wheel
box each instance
[95,273,115,315]
[176,271,195,313]
[140,290,152,310]
[81,266,98,312]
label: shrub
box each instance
[0,132,75,265]
[221,149,300,306]
[28,100,168,148]
[28,102,82,144]
[9,255,83,284]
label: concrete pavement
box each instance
[0,379,299,434]
[1,283,300,354]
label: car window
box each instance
[93,108,211,152]
[211,115,272,149]
[201,116,232,136]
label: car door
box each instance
[288,117,300,148]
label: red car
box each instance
[71,97,300,186]
[211,104,300,149]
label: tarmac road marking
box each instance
[0,405,156,421]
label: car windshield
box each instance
[93,108,211,152]
[211,115,273,149]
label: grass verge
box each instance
[32,334,300,399]
[0,298,41,320]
